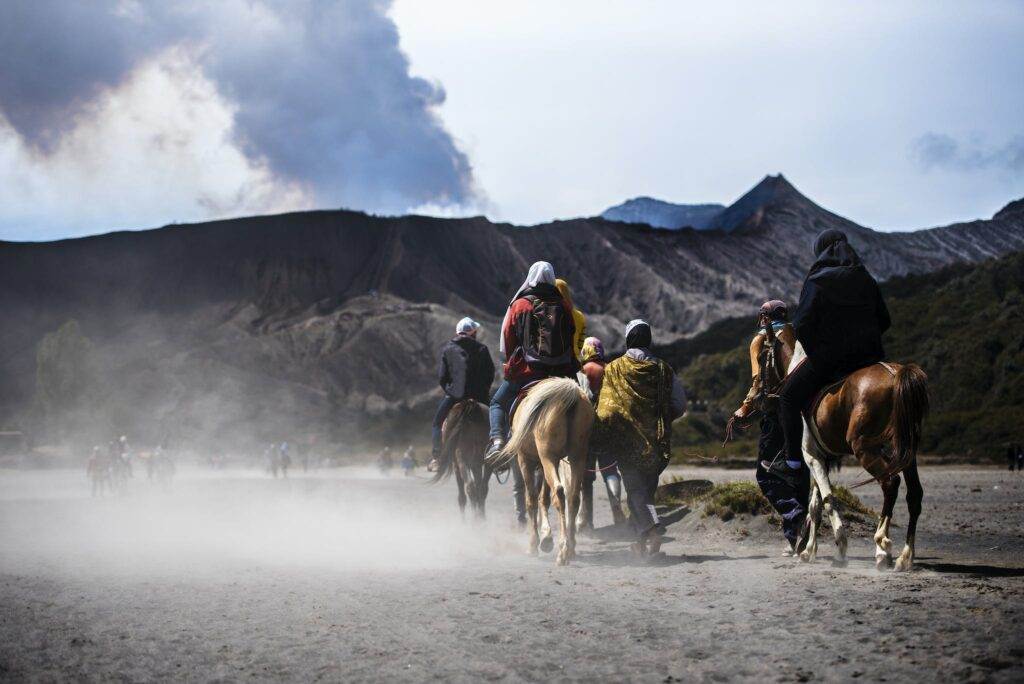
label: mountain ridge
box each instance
[4,175,1023,449]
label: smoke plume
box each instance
[0,0,476,219]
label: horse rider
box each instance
[485,261,578,461]
[430,317,495,471]
[779,229,891,474]
[729,300,810,554]
[593,320,686,557]
[578,337,626,529]
[555,278,587,362]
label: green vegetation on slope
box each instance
[659,250,1024,461]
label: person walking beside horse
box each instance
[592,320,686,558]
[576,337,627,533]
[726,300,810,555]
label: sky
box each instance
[1,0,1022,241]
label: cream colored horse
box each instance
[498,377,594,565]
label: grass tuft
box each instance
[701,482,773,521]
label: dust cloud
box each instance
[0,467,516,581]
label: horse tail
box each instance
[497,378,586,469]
[431,402,470,484]
[885,363,929,477]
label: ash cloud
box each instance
[0,0,476,215]
[911,132,1024,174]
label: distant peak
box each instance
[600,197,725,230]
[710,173,810,232]
[994,197,1024,221]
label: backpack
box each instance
[521,294,574,368]
[757,325,787,408]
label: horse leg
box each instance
[519,456,541,556]
[803,416,847,565]
[807,453,848,565]
[873,474,901,570]
[542,457,571,565]
[895,459,923,572]
[801,479,822,562]
[576,474,594,535]
[561,450,586,564]
[454,458,468,520]
[473,461,488,520]
[538,474,554,554]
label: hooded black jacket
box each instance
[438,335,495,403]
[791,232,891,374]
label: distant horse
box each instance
[791,342,929,571]
[497,377,594,566]
[431,400,492,519]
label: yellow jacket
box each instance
[555,279,587,362]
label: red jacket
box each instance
[502,296,577,383]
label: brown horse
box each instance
[497,377,594,565]
[431,400,492,519]
[790,342,929,571]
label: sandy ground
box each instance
[1,464,1022,682]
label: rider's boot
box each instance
[483,437,505,468]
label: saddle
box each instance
[801,361,897,459]
[508,380,543,427]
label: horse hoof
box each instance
[894,558,913,573]
[875,554,893,571]
[540,537,554,554]
[799,550,812,563]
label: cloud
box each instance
[910,132,1024,173]
[0,0,477,235]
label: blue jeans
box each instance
[488,379,523,440]
[431,395,458,455]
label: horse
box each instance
[431,400,493,519]
[497,377,594,566]
[790,342,929,571]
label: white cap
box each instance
[456,317,481,335]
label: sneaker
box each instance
[427,458,439,472]
[483,438,505,467]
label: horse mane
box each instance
[496,377,586,468]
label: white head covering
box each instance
[456,317,480,335]
[500,261,556,355]
[624,318,648,340]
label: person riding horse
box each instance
[430,317,495,471]
[728,299,810,554]
[485,261,578,461]
[779,229,891,473]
